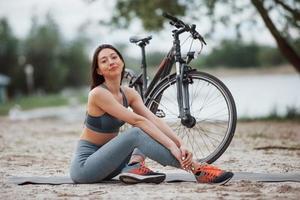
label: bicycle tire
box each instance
[145,70,237,164]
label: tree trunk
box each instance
[251,0,300,73]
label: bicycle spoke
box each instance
[205,108,228,119]
[198,84,213,113]
[199,91,220,113]
[152,99,178,117]
[194,98,228,113]
[179,125,188,142]
[187,128,205,159]
[197,129,219,154]
[198,129,212,156]
[195,124,225,137]
[193,106,229,120]
[146,71,236,163]
[185,127,198,156]
[198,118,228,126]
[174,125,184,138]
[198,127,222,144]
[190,78,202,108]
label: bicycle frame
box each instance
[126,49,172,96]
[125,12,209,127]
[128,33,196,127]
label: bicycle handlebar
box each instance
[162,12,206,45]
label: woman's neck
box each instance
[103,79,121,95]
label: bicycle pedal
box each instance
[156,109,166,118]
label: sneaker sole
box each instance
[119,173,166,184]
[214,172,234,186]
[216,173,234,186]
[196,172,234,185]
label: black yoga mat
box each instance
[7,172,300,185]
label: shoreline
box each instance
[200,65,298,78]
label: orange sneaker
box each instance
[192,163,233,185]
[119,162,166,184]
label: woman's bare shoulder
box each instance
[88,86,109,101]
[122,85,143,106]
[122,85,137,94]
[122,86,139,99]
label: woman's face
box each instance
[97,48,124,79]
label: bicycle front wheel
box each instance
[145,70,237,163]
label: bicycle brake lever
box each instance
[199,36,207,45]
[163,12,179,23]
[194,32,206,45]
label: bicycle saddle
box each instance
[129,35,152,44]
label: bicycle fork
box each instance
[176,63,196,128]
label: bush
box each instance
[194,39,287,68]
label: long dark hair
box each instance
[90,44,125,90]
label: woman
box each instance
[69,44,233,185]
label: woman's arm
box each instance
[125,87,184,148]
[90,87,179,152]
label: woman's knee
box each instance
[70,164,84,183]
[130,127,143,133]
[124,127,147,140]
[70,167,104,183]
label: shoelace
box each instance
[133,162,152,174]
[137,165,151,174]
[138,164,151,174]
[194,163,223,182]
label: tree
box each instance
[202,40,260,68]
[61,36,90,87]
[90,0,300,73]
[24,14,67,92]
[197,39,286,68]
[0,18,23,96]
[251,0,300,72]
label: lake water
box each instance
[220,74,300,118]
[7,73,299,121]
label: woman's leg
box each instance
[70,127,180,183]
[70,140,132,183]
[129,148,145,164]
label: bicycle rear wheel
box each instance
[145,70,237,163]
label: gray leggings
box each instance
[70,127,181,183]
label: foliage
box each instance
[23,14,67,92]
[202,40,260,68]
[104,0,298,36]
[146,51,165,67]
[108,0,186,31]
[0,18,22,96]
[193,39,286,68]
[101,0,300,72]
[0,14,90,98]
[61,37,90,87]
[257,46,286,66]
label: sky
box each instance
[0,0,277,57]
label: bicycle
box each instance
[122,13,237,164]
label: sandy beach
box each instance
[0,114,300,199]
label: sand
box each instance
[1,116,300,199]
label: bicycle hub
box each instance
[181,115,196,128]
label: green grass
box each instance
[0,92,88,116]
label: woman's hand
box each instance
[180,146,193,171]
[168,145,183,166]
